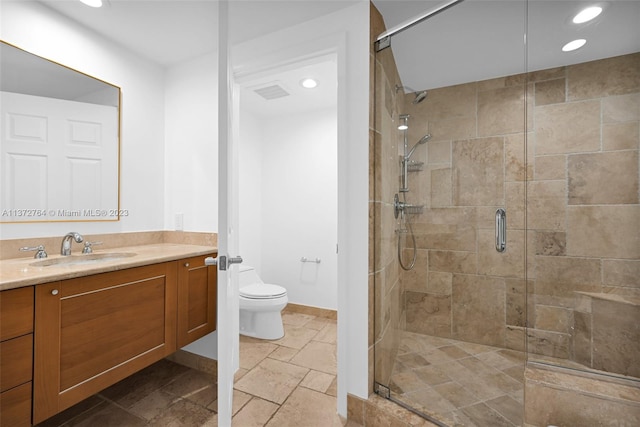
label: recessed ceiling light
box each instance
[300,78,318,89]
[573,6,603,24]
[562,39,587,52]
[80,0,103,7]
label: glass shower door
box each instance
[523,2,640,425]
[372,1,528,425]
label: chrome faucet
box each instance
[60,232,83,256]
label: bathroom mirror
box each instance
[0,41,121,223]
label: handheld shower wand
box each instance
[400,133,431,193]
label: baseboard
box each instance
[283,302,337,320]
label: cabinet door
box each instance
[33,263,177,424]
[177,254,217,348]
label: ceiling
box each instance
[25,1,640,111]
[372,0,640,91]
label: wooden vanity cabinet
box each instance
[177,254,217,347]
[32,254,217,425]
[0,286,34,427]
[33,262,178,424]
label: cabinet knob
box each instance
[51,289,59,295]
[184,262,190,267]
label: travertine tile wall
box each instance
[397,52,640,375]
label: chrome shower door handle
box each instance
[495,208,506,253]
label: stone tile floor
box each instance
[388,331,525,427]
[36,312,360,427]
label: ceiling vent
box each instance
[252,83,290,100]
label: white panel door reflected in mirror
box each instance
[0,41,120,222]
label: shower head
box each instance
[412,90,427,104]
[395,85,428,104]
[405,134,431,159]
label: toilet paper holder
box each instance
[300,257,321,264]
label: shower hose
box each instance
[397,192,417,271]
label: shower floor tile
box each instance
[389,332,525,427]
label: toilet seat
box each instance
[240,283,287,299]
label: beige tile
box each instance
[232,397,279,427]
[602,260,640,288]
[528,66,566,82]
[147,399,217,427]
[313,322,337,344]
[535,305,572,333]
[592,298,640,377]
[128,390,178,421]
[536,100,600,155]
[405,291,451,337]
[505,133,533,182]
[67,402,147,427]
[290,340,337,375]
[452,137,504,206]
[527,180,566,231]
[427,140,451,164]
[568,53,640,100]
[266,387,342,427]
[566,206,640,259]
[99,360,190,409]
[534,155,565,181]
[535,231,566,256]
[347,394,365,425]
[282,312,315,327]
[209,389,252,416]
[430,168,452,207]
[428,250,476,274]
[268,346,299,362]
[452,275,506,346]
[239,339,278,370]
[505,182,525,229]
[505,326,526,352]
[535,256,602,301]
[272,324,319,349]
[423,82,477,122]
[235,358,308,404]
[535,78,566,106]
[568,151,639,205]
[300,370,335,393]
[478,85,526,136]
[427,271,452,295]
[603,122,640,150]
[486,395,523,426]
[414,208,477,252]
[402,249,429,293]
[430,116,477,141]
[602,93,640,123]
[161,369,217,408]
[477,229,525,278]
[506,279,527,328]
[524,368,640,426]
[527,328,570,359]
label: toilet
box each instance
[238,265,288,340]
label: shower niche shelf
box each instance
[407,161,424,172]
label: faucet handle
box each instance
[20,245,48,259]
[82,241,103,254]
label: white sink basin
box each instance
[31,253,136,267]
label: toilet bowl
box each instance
[238,265,288,340]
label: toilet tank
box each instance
[238,265,263,287]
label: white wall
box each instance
[164,53,218,233]
[238,109,264,271]
[0,1,166,240]
[259,108,338,309]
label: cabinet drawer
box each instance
[0,287,34,341]
[0,334,33,393]
[0,382,32,427]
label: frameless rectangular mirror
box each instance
[0,41,121,223]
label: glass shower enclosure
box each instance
[372,1,639,426]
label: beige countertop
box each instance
[0,243,217,291]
